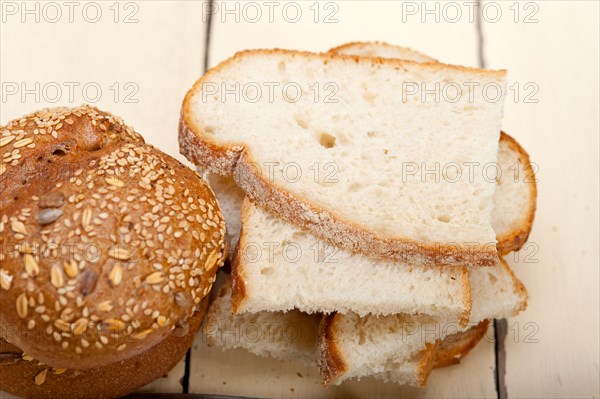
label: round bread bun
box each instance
[0,106,226,369]
[0,297,208,399]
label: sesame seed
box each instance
[34,369,48,386]
[53,368,67,375]
[16,293,28,318]
[0,163,5,176]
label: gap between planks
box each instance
[181,1,216,394]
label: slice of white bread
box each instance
[207,173,244,251]
[493,132,537,254]
[206,43,536,257]
[328,42,536,255]
[318,258,527,385]
[208,129,536,258]
[329,41,438,63]
[203,279,488,387]
[180,49,507,267]
[232,198,472,326]
[203,278,319,367]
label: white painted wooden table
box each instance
[1,1,598,398]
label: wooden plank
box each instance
[0,0,205,164]
[483,1,600,398]
[189,312,496,398]
[207,0,480,67]
[0,1,205,396]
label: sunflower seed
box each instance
[38,208,63,225]
[0,352,21,366]
[174,292,190,308]
[38,191,65,208]
[78,269,98,296]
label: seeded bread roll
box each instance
[0,106,226,370]
[0,299,207,399]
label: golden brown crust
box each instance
[317,313,347,386]
[0,106,226,369]
[229,233,247,314]
[496,132,538,255]
[328,41,438,63]
[459,266,473,327]
[0,298,208,399]
[416,343,438,386]
[433,320,490,369]
[229,197,251,314]
[179,49,503,268]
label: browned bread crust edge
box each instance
[496,132,538,255]
[316,313,347,386]
[329,41,439,63]
[433,319,490,369]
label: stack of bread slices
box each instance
[179,42,536,387]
